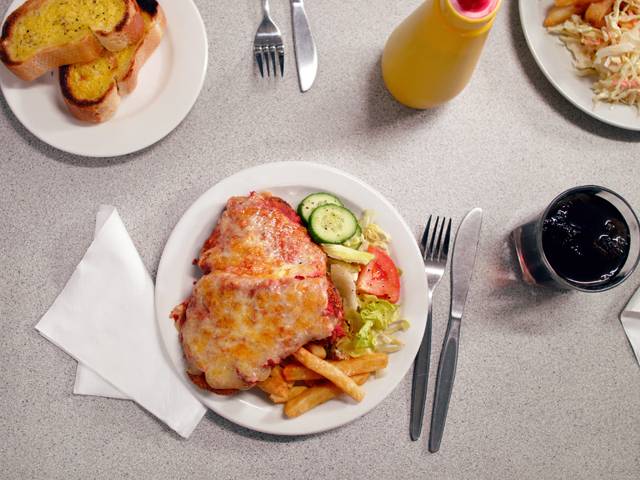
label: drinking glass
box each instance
[512,186,640,292]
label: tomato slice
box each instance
[356,246,400,303]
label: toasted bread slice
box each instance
[0,0,144,81]
[59,0,165,123]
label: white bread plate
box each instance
[0,0,208,157]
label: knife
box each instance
[290,0,318,92]
[428,208,483,453]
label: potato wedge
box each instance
[585,0,614,28]
[554,0,597,7]
[544,5,583,27]
[284,374,370,418]
[283,353,388,382]
[292,348,365,402]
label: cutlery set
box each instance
[253,0,317,91]
[411,208,483,452]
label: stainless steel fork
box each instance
[253,0,285,77]
[410,216,452,441]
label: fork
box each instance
[253,0,285,77]
[410,215,452,441]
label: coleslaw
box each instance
[547,0,640,108]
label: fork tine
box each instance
[263,49,270,77]
[434,218,446,261]
[420,215,432,259]
[255,48,264,77]
[269,45,277,77]
[277,45,284,76]
[442,218,452,261]
[428,217,441,260]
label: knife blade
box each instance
[290,0,317,92]
[450,208,483,320]
[428,208,482,453]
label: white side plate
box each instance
[155,162,429,436]
[0,0,208,156]
[519,0,640,131]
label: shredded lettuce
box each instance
[353,320,375,350]
[359,210,391,251]
[359,295,398,330]
[336,294,409,357]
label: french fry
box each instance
[270,385,308,404]
[257,366,292,399]
[308,343,326,359]
[283,353,389,382]
[284,374,369,418]
[544,5,583,27]
[292,348,365,402]
[585,0,614,28]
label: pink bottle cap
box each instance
[450,0,499,18]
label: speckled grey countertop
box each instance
[1,0,640,478]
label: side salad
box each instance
[297,192,410,359]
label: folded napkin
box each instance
[35,206,206,438]
[621,287,640,367]
[73,206,128,400]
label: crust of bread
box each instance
[0,0,144,81]
[59,3,165,123]
[118,4,166,95]
[60,66,120,123]
[95,0,144,52]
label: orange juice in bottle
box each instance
[382,0,502,109]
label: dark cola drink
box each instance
[542,193,630,286]
[513,186,640,292]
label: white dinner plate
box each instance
[0,0,208,156]
[155,162,429,436]
[519,0,640,131]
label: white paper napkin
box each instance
[35,206,206,438]
[73,206,128,400]
[620,287,640,367]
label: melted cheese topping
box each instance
[199,194,326,279]
[7,0,127,61]
[182,273,335,389]
[178,192,342,390]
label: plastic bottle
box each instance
[382,0,502,109]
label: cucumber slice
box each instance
[309,205,358,244]
[342,225,363,249]
[297,193,343,224]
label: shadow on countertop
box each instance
[508,0,640,142]
[0,88,168,167]
[364,57,446,131]
[483,233,571,335]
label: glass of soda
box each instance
[512,186,640,292]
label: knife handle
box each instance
[428,317,461,453]
[409,298,433,441]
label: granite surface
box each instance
[1,0,640,479]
